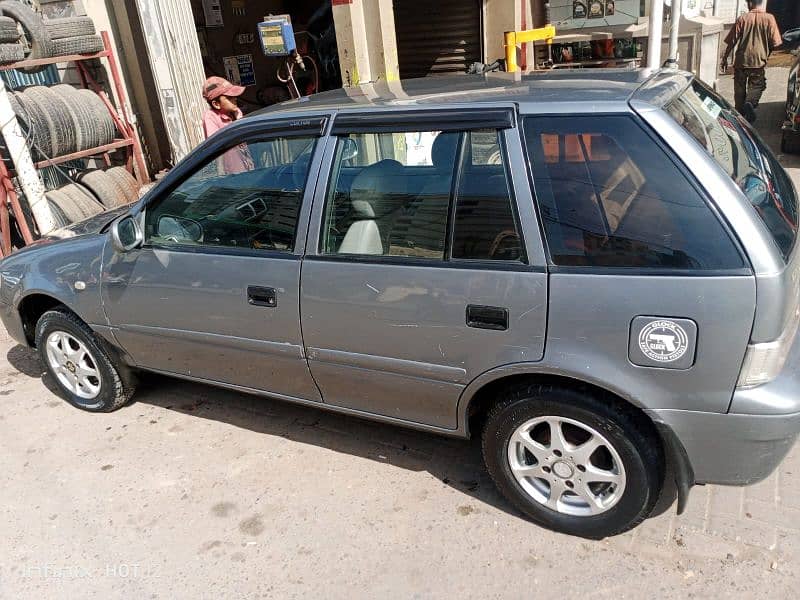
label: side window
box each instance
[321,128,523,262]
[452,130,523,261]
[523,116,744,270]
[146,136,317,252]
[322,129,458,259]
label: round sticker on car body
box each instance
[637,320,689,363]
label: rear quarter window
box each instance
[665,81,798,261]
[523,115,745,270]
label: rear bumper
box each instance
[653,321,800,486]
[0,300,27,346]
[648,408,800,485]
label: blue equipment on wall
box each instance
[258,15,296,57]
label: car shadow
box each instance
[6,343,521,519]
[7,343,678,530]
[6,343,62,396]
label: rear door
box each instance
[300,109,548,429]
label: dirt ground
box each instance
[1,70,799,599]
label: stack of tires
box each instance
[45,183,104,229]
[78,167,141,208]
[8,85,116,160]
[0,15,23,63]
[46,167,141,229]
[0,2,103,68]
[44,16,103,57]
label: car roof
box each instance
[250,68,692,117]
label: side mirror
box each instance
[111,215,143,253]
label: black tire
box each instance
[77,169,125,208]
[46,186,102,223]
[482,384,663,539]
[35,308,135,412]
[12,88,55,159]
[7,89,22,116]
[781,130,800,155]
[51,84,99,150]
[45,195,70,229]
[45,189,83,223]
[76,88,116,146]
[0,16,19,42]
[43,85,78,156]
[50,34,103,56]
[24,86,76,157]
[59,183,105,217]
[43,16,95,40]
[0,1,52,72]
[106,166,140,204]
[0,41,22,62]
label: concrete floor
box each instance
[1,70,799,598]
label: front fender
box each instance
[3,234,109,329]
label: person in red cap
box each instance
[201,76,252,174]
[202,75,246,138]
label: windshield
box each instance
[665,81,798,260]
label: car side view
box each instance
[2,69,799,539]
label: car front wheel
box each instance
[482,385,663,538]
[35,308,135,412]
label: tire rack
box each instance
[0,31,147,256]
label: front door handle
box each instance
[247,286,277,307]
[466,304,508,331]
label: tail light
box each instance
[737,306,800,388]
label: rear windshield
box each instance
[665,81,798,260]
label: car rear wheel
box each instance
[482,385,663,538]
[35,308,135,412]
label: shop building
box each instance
[41,1,794,176]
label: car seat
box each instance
[338,159,406,254]
[387,133,459,257]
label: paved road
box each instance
[0,71,798,598]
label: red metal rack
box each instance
[0,30,147,256]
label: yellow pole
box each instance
[504,31,517,73]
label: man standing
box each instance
[721,0,782,123]
[200,76,253,174]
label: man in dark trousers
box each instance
[721,0,782,123]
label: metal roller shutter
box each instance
[394,0,482,79]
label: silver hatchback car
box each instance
[2,69,799,538]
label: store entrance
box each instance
[188,0,340,111]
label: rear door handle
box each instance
[466,304,509,331]
[247,286,277,307]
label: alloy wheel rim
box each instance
[45,331,102,401]
[507,416,626,517]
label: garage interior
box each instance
[188,0,340,112]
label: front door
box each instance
[102,121,325,401]
[300,109,548,429]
